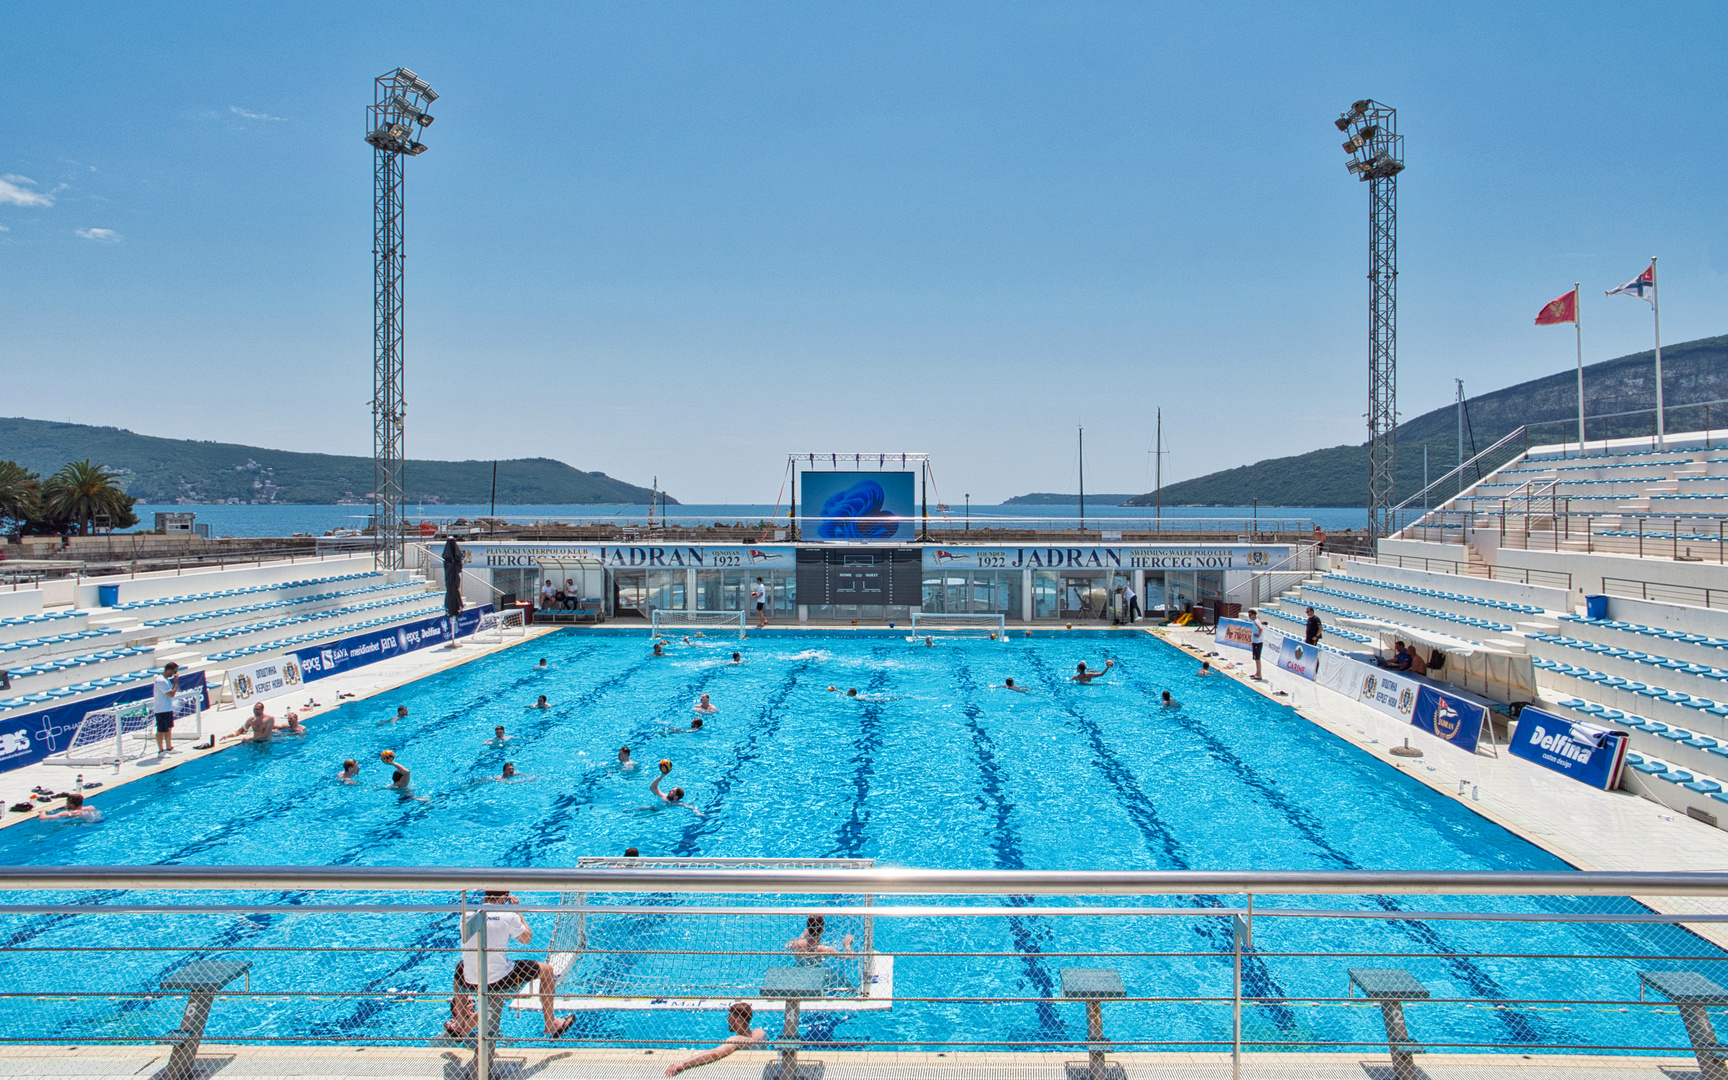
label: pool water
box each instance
[0,629,1713,1055]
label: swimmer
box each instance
[1072,659,1115,684]
[1160,690,1182,709]
[1198,662,1216,676]
[683,636,693,645]
[827,687,860,697]
[650,763,704,816]
[786,914,854,955]
[925,636,934,647]
[730,652,742,664]
[618,747,639,771]
[224,703,276,742]
[653,642,665,657]
[694,693,719,715]
[277,711,308,735]
[535,658,548,669]
[489,725,510,746]
[381,749,411,789]
[500,763,518,780]
[378,705,409,727]
[1000,678,1028,693]
[625,847,640,857]
[672,717,705,733]
[663,1001,764,1078]
[528,695,550,709]
[37,793,99,822]
[338,759,360,784]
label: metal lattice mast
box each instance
[365,68,437,569]
[1337,99,1404,539]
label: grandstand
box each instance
[0,554,451,723]
[1254,428,1728,830]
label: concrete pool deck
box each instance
[0,1044,1702,1080]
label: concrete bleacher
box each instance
[0,555,443,717]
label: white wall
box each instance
[74,555,377,608]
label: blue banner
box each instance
[1215,617,1256,651]
[1276,636,1320,680]
[291,606,492,682]
[1409,685,1487,753]
[0,671,210,775]
[1508,706,1628,790]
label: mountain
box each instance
[0,418,673,506]
[1001,492,1141,505]
[1123,334,1728,507]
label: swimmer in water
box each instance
[500,763,518,780]
[1000,678,1028,693]
[1160,690,1182,709]
[1198,662,1216,676]
[694,693,719,715]
[651,761,704,816]
[378,705,408,727]
[673,716,705,732]
[730,652,742,664]
[381,750,411,789]
[925,636,934,647]
[662,1001,764,1078]
[338,759,360,783]
[528,695,550,709]
[653,642,665,657]
[37,793,99,822]
[1072,659,1115,684]
[618,747,638,771]
[278,711,308,735]
[536,658,548,669]
[489,725,510,746]
[786,914,854,955]
[224,703,276,742]
[827,687,860,697]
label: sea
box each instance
[133,503,1372,539]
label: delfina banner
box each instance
[1410,685,1488,754]
[468,544,796,570]
[291,606,492,682]
[0,671,210,775]
[923,546,1290,570]
[1508,706,1629,790]
[1216,617,1256,651]
[1276,637,1320,680]
[228,655,307,705]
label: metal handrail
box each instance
[4,865,1728,895]
[1391,425,1529,531]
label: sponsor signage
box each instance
[1358,668,1422,724]
[1316,649,1366,697]
[923,546,1289,570]
[228,655,306,705]
[291,606,491,682]
[462,544,796,570]
[1276,637,1320,680]
[1508,706,1629,790]
[0,671,210,775]
[1216,617,1257,651]
[799,471,918,541]
[1410,685,1488,754]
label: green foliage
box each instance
[0,419,670,506]
[1120,334,1728,508]
[40,460,139,535]
[0,460,41,536]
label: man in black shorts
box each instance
[752,577,769,628]
[151,662,181,755]
[1247,609,1265,680]
[1304,606,1323,646]
[446,889,573,1039]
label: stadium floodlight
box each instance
[391,96,435,126]
[1342,133,1368,153]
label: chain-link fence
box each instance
[1,867,1726,1079]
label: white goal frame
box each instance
[43,692,204,768]
[911,612,1008,638]
[472,607,526,644]
[650,609,748,640]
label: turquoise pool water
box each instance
[0,629,1713,1054]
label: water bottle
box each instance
[76,774,84,789]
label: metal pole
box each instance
[475,904,490,1079]
[1231,913,1246,1080]
[1575,283,1585,446]
[1078,426,1086,532]
[1652,257,1665,448]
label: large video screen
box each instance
[799,471,916,541]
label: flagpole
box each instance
[1651,256,1664,448]
[1574,283,1584,450]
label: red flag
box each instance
[1535,288,1578,325]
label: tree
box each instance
[0,460,41,538]
[40,460,138,535]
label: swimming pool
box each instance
[0,629,1714,1055]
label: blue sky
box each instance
[2,3,1725,502]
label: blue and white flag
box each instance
[1606,263,1655,303]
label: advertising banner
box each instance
[1508,706,1629,790]
[0,671,210,775]
[227,655,307,706]
[1276,637,1320,680]
[468,544,795,570]
[1357,667,1422,724]
[292,606,492,683]
[1316,651,1366,697]
[1409,685,1488,754]
[1216,617,1256,651]
[922,545,1289,570]
[800,472,917,541]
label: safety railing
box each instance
[1371,552,1574,591]
[1224,543,1319,610]
[3,867,1728,1079]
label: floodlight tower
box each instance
[365,68,436,569]
[1335,99,1404,539]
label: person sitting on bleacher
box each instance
[563,579,580,611]
[539,579,557,610]
[1377,641,1414,673]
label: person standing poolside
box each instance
[1073,659,1114,684]
[446,889,574,1041]
[1248,610,1266,680]
[752,578,768,628]
[663,1002,764,1077]
[152,662,181,755]
[224,703,276,743]
[1118,585,1141,624]
[1304,607,1323,647]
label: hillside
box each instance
[1002,492,1140,505]
[0,418,672,506]
[1122,334,1728,507]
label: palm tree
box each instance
[0,460,40,536]
[41,460,136,535]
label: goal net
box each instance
[472,607,526,644]
[911,612,1008,639]
[650,610,747,641]
[526,856,885,1009]
[44,691,202,768]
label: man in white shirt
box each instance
[1248,609,1266,680]
[539,579,556,610]
[751,578,769,628]
[151,662,181,755]
[1117,585,1140,624]
[446,890,573,1039]
[563,579,579,611]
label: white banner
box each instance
[923,545,1291,570]
[1356,666,1423,724]
[227,655,307,705]
[464,544,797,570]
[1316,650,1366,697]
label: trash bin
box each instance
[1585,594,1609,620]
[97,584,120,607]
